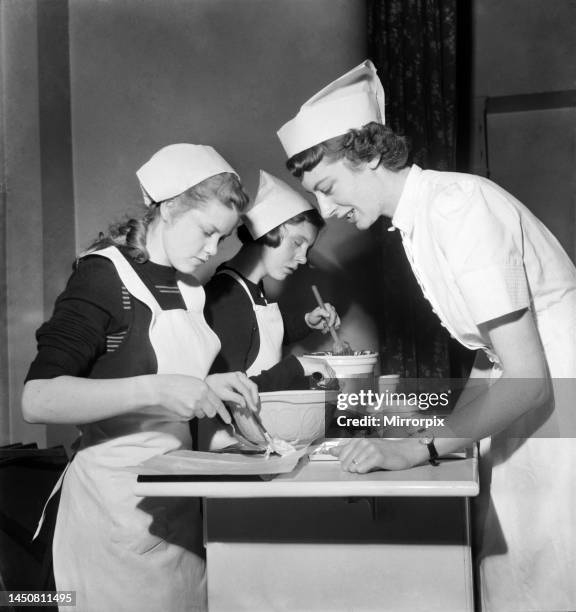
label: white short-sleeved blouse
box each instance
[391,165,576,367]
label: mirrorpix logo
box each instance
[335,389,449,428]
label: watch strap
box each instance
[426,439,440,466]
[416,430,440,466]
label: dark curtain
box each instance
[368,0,473,378]
[369,0,458,169]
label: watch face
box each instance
[420,436,434,445]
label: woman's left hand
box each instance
[330,438,425,473]
[206,372,260,413]
[305,303,341,332]
[296,355,337,380]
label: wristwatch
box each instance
[418,435,440,466]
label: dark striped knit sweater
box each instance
[25,248,185,381]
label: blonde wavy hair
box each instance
[82,172,248,263]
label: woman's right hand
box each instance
[296,356,337,380]
[153,374,232,424]
[205,372,260,413]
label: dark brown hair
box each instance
[237,208,325,248]
[286,122,409,178]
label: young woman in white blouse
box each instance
[277,60,576,612]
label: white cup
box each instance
[378,374,400,394]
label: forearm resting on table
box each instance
[431,309,551,457]
[22,375,160,425]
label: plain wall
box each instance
[467,0,576,176]
[70,0,369,248]
[470,0,576,261]
[68,0,376,355]
[1,0,46,447]
[2,0,77,449]
[472,0,576,97]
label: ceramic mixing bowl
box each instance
[230,389,338,446]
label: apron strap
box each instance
[89,246,162,315]
[176,274,206,313]
[216,269,267,306]
[33,462,71,540]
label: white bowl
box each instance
[230,390,338,446]
[305,352,379,377]
[304,352,379,394]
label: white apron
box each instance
[401,233,576,611]
[217,269,283,376]
[205,269,284,450]
[476,295,576,612]
[392,166,576,610]
[52,246,221,612]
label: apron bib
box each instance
[217,269,283,376]
[51,246,220,612]
[206,269,284,450]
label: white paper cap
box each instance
[243,170,314,239]
[277,60,385,159]
[136,143,238,205]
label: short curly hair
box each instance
[286,123,409,178]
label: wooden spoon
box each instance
[311,285,353,355]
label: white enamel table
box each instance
[135,447,479,611]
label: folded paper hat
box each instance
[136,143,238,206]
[277,59,385,159]
[243,170,313,239]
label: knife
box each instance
[249,409,275,447]
[227,402,274,447]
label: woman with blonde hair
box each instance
[23,144,258,611]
